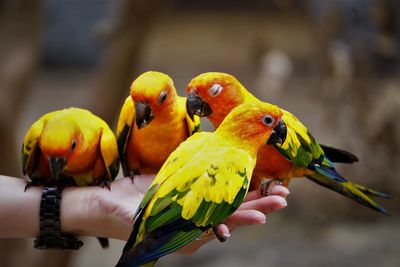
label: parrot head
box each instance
[186,72,249,127]
[40,118,81,180]
[130,71,177,129]
[217,102,286,153]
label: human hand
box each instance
[178,185,289,254]
[61,176,289,254]
[61,176,154,240]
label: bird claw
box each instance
[128,169,141,183]
[24,181,40,191]
[95,178,111,190]
[260,179,283,196]
[24,179,46,191]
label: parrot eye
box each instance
[158,90,168,104]
[208,84,223,97]
[71,140,77,151]
[262,115,275,126]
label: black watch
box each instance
[34,186,83,250]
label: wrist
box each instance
[34,187,83,250]
[60,186,100,236]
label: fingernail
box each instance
[223,232,230,238]
[279,198,288,207]
[282,187,290,196]
[257,214,267,224]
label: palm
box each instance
[93,176,288,253]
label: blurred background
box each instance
[0,0,399,266]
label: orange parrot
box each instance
[22,107,120,248]
[186,72,389,215]
[22,107,119,189]
[116,102,285,267]
[116,71,200,178]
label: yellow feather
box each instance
[22,107,119,184]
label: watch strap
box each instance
[34,186,83,250]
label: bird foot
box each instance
[24,179,45,191]
[260,179,283,197]
[128,169,141,183]
[95,178,111,190]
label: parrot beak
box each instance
[49,156,66,180]
[186,92,213,120]
[135,101,154,129]
[267,119,287,145]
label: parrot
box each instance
[22,107,120,248]
[116,102,286,267]
[116,71,200,179]
[185,72,390,215]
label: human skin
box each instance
[0,175,289,253]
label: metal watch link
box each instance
[34,186,83,250]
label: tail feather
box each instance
[353,183,392,199]
[116,260,156,267]
[140,262,156,267]
[320,144,359,164]
[306,166,389,215]
[117,219,202,267]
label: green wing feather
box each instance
[274,110,324,167]
[117,132,255,267]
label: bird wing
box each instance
[116,96,135,176]
[180,97,201,135]
[21,111,57,176]
[117,133,254,266]
[99,124,120,179]
[274,110,324,168]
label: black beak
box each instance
[135,101,154,129]
[186,92,213,120]
[267,119,287,145]
[49,156,66,180]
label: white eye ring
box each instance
[158,90,168,104]
[208,83,223,97]
[262,115,275,126]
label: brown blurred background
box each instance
[0,0,399,266]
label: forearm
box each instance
[0,175,40,238]
[0,175,149,241]
[0,175,90,238]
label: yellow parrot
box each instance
[22,107,119,188]
[22,107,120,248]
[116,102,286,267]
[116,71,200,179]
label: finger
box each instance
[269,185,290,198]
[238,195,287,214]
[214,223,230,242]
[224,210,266,231]
[243,185,290,202]
[243,190,262,202]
